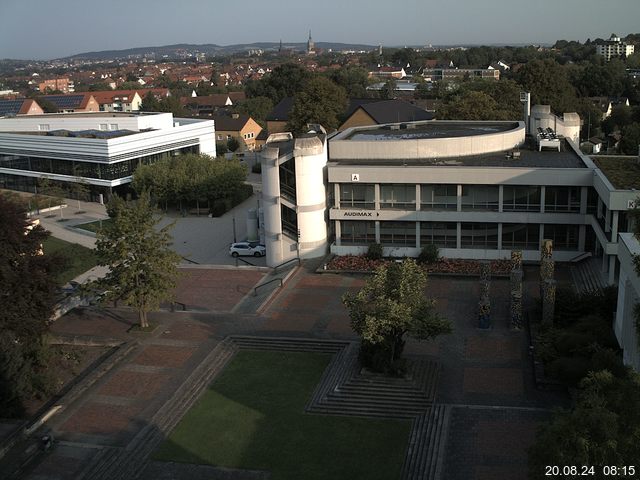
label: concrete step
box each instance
[401,404,450,480]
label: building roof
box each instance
[592,156,640,190]
[40,93,95,110]
[265,97,294,121]
[355,99,434,124]
[213,113,253,131]
[89,90,142,105]
[0,99,39,116]
[330,141,586,169]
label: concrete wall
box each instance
[615,233,640,371]
[330,121,525,160]
[0,112,175,132]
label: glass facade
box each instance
[544,224,579,250]
[281,204,298,239]
[420,222,457,248]
[380,221,416,246]
[502,223,540,250]
[380,184,415,209]
[340,184,375,209]
[421,184,457,210]
[341,221,376,245]
[278,159,296,202]
[461,185,499,211]
[503,186,541,212]
[461,223,499,249]
[545,186,580,213]
[0,146,199,182]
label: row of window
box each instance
[0,146,199,181]
[339,184,589,213]
[339,221,579,250]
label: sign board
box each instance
[628,199,637,209]
[351,173,360,182]
[342,211,380,218]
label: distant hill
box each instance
[62,42,379,61]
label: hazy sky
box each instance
[1,0,639,60]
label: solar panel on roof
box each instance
[42,95,84,109]
[0,100,24,116]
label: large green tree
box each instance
[0,194,59,416]
[329,66,371,98]
[94,193,181,328]
[235,96,273,126]
[515,58,579,113]
[342,260,452,373]
[287,76,348,133]
[529,370,640,479]
[244,63,312,104]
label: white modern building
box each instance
[596,34,635,61]
[0,112,215,198]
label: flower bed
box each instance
[326,255,512,276]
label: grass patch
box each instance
[154,350,411,480]
[593,156,640,190]
[42,237,98,285]
[75,218,113,233]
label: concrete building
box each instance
[38,78,74,94]
[614,233,640,371]
[422,68,500,81]
[596,34,635,61]
[91,90,144,112]
[0,112,215,198]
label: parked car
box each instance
[229,242,266,257]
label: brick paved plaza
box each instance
[19,263,567,480]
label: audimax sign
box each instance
[342,211,380,217]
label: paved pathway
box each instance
[16,263,567,480]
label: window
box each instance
[502,223,540,250]
[279,159,296,202]
[227,135,232,140]
[99,124,108,130]
[461,223,499,249]
[281,205,298,239]
[109,124,118,130]
[217,135,222,140]
[461,185,499,211]
[38,124,50,131]
[545,186,580,213]
[380,184,415,209]
[380,221,416,246]
[340,184,375,209]
[341,221,376,245]
[420,222,457,248]
[544,224,579,250]
[503,186,541,212]
[421,184,457,210]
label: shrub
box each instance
[210,199,228,217]
[418,244,439,264]
[547,356,592,386]
[366,243,383,260]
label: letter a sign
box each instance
[351,173,360,182]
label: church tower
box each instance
[307,30,315,55]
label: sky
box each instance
[1,0,639,60]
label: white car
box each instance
[229,242,266,257]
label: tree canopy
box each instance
[94,193,181,328]
[245,63,312,104]
[0,194,59,416]
[529,370,640,478]
[342,260,452,372]
[287,76,348,133]
[132,153,248,212]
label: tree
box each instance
[287,76,348,133]
[245,63,312,104]
[342,260,452,373]
[515,58,579,113]
[227,136,240,152]
[329,66,371,98]
[235,96,273,126]
[528,370,640,478]
[140,91,160,112]
[379,78,397,100]
[438,90,514,120]
[94,193,181,328]
[0,194,58,416]
[620,123,640,155]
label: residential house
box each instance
[40,93,100,113]
[338,99,434,131]
[213,113,262,151]
[265,97,295,134]
[0,98,44,117]
[181,92,246,116]
[91,90,143,112]
[38,78,74,93]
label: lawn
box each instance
[42,237,98,285]
[154,350,411,480]
[74,218,113,233]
